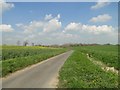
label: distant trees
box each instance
[16,40,36,46]
[23,40,29,46]
[15,41,116,47]
[104,43,111,45]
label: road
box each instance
[2,50,73,88]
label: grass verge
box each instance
[77,45,118,70]
[58,50,118,88]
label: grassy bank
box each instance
[77,45,118,70]
[58,47,118,88]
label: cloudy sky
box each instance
[0,0,118,45]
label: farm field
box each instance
[77,45,118,70]
[1,46,67,77]
[58,45,118,88]
[1,45,119,88]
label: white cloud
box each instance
[17,21,44,34]
[52,32,78,39]
[56,14,60,19]
[91,2,110,10]
[43,18,61,33]
[65,22,82,31]
[17,14,62,33]
[0,24,14,32]
[24,34,35,41]
[65,22,114,35]
[44,14,53,20]
[24,21,44,33]
[89,14,112,23]
[0,0,14,14]
[16,23,23,27]
[12,14,117,45]
[82,25,114,35]
[43,14,61,33]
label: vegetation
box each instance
[77,45,118,70]
[1,45,119,88]
[2,46,65,60]
[58,47,118,88]
[2,46,67,77]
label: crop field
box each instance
[1,46,67,77]
[58,45,118,88]
[77,45,118,70]
[1,45,119,88]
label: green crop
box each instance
[76,45,118,70]
[58,47,118,88]
[2,46,67,77]
[2,46,65,60]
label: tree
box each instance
[23,40,29,46]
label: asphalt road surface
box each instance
[2,50,73,88]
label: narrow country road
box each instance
[2,50,73,88]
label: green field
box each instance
[77,45,118,70]
[58,45,118,88]
[1,46,67,77]
[1,45,119,88]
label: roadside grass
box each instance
[58,49,118,88]
[2,46,67,77]
[76,45,118,70]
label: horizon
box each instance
[1,42,118,46]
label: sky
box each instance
[0,0,118,45]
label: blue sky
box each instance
[1,1,118,45]
[3,2,118,26]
